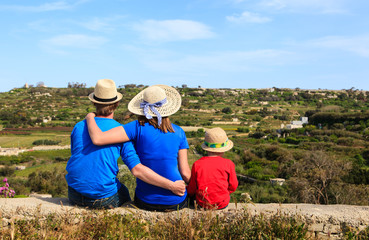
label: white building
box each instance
[285,117,308,129]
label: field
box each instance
[1,86,369,206]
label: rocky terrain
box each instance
[1,197,368,239]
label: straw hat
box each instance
[128,85,181,117]
[201,127,233,153]
[88,79,122,104]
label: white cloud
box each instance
[0,0,89,12]
[132,20,215,42]
[125,47,294,74]
[79,18,111,31]
[77,16,125,32]
[307,35,369,57]
[226,11,271,23]
[259,0,347,14]
[42,34,108,49]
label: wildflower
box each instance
[0,177,15,198]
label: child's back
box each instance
[187,127,238,209]
[187,155,238,209]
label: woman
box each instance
[86,85,191,211]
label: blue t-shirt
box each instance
[65,117,140,199]
[124,120,189,205]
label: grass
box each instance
[2,207,368,239]
[0,208,315,239]
[15,162,67,177]
[0,133,70,148]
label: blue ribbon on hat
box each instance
[140,98,167,126]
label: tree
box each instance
[68,82,86,88]
[287,150,350,204]
[36,81,45,87]
[124,84,136,89]
[221,107,232,114]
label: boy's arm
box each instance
[228,163,238,194]
[122,141,186,196]
[186,164,197,196]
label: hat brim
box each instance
[88,92,123,105]
[201,139,234,153]
[128,85,181,117]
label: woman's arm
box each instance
[178,149,191,184]
[85,112,130,145]
[131,164,186,196]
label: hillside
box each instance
[1,85,369,205]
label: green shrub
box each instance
[32,139,61,146]
[27,167,67,197]
[236,127,250,133]
[0,166,15,176]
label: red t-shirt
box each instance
[187,156,238,209]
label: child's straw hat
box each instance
[201,127,234,152]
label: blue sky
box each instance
[1,0,369,92]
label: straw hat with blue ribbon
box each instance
[201,127,233,153]
[88,79,122,105]
[127,85,181,126]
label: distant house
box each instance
[34,92,52,97]
[285,117,308,129]
[43,116,52,123]
[270,178,285,186]
[15,165,26,170]
[0,147,25,156]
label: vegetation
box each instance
[0,177,15,198]
[1,86,369,205]
[2,86,369,239]
[1,208,368,239]
[0,209,310,239]
[32,139,61,146]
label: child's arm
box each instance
[228,163,238,193]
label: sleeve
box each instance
[70,127,76,154]
[227,161,238,194]
[178,127,189,150]
[120,141,141,171]
[186,163,197,196]
[122,120,138,141]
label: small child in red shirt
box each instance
[187,127,238,210]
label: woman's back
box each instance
[123,120,189,205]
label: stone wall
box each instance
[0,198,368,239]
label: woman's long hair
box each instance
[138,115,174,133]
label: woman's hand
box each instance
[86,112,96,120]
[85,111,128,145]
